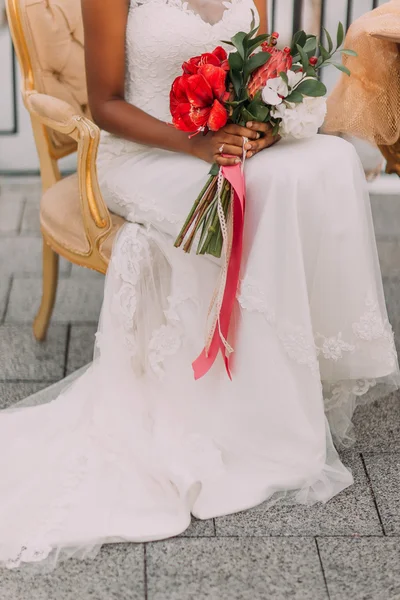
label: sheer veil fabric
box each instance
[0,0,399,572]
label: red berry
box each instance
[309,56,318,66]
[283,46,291,54]
[272,32,279,39]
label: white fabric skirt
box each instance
[0,134,398,570]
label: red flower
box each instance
[248,47,293,99]
[182,46,229,75]
[170,63,228,133]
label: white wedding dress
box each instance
[1,0,399,571]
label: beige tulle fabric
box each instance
[325,0,400,146]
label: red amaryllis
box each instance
[248,47,293,98]
[170,63,229,133]
[183,46,229,75]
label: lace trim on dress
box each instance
[106,224,199,379]
[238,277,397,373]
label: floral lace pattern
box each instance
[238,275,397,375]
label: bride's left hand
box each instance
[244,122,281,159]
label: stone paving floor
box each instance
[1,175,400,600]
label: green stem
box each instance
[199,179,231,256]
[182,178,218,253]
[174,175,215,248]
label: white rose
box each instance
[261,76,288,106]
[272,96,327,139]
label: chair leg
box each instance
[33,239,59,341]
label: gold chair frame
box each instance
[5,0,124,340]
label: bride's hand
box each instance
[191,123,259,166]
[244,122,281,158]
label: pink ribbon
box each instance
[192,162,246,380]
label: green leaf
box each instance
[336,22,344,48]
[228,51,243,72]
[247,34,269,54]
[319,42,330,62]
[253,105,270,122]
[249,9,255,31]
[229,67,242,96]
[323,27,333,53]
[296,43,309,71]
[295,79,327,97]
[231,31,247,59]
[221,40,234,46]
[332,62,351,76]
[303,36,317,55]
[291,30,307,52]
[246,100,270,121]
[306,66,317,77]
[244,26,259,45]
[241,107,257,123]
[340,49,357,56]
[244,51,271,79]
[285,91,304,103]
[271,121,280,136]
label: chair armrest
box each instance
[25,90,111,239]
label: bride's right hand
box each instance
[191,124,259,166]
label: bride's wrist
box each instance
[187,133,209,161]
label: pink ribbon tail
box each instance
[192,163,246,380]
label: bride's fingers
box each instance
[215,154,242,166]
[246,134,281,156]
[216,143,244,157]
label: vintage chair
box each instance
[5,0,125,341]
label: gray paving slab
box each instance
[0,198,24,233]
[146,537,328,600]
[0,544,145,600]
[6,278,103,323]
[383,277,400,355]
[371,194,400,239]
[70,263,105,280]
[0,276,10,322]
[0,237,71,276]
[378,242,400,278]
[20,200,41,235]
[66,324,97,374]
[0,324,67,381]
[318,537,400,600]
[353,393,400,452]
[179,518,215,537]
[0,381,50,409]
[363,453,400,536]
[215,453,382,537]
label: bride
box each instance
[0,0,399,570]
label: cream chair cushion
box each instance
[24,0,90,147]
[40,174,125,261]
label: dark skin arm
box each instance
[81,0,276,167]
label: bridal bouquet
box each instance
[169,18,355,379]
[170,18,355,257]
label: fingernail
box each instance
[245,143,252,150]
[256,132,261,139]
[247,152,253,158]
[246,122,252,128]
[235,158,241,163]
